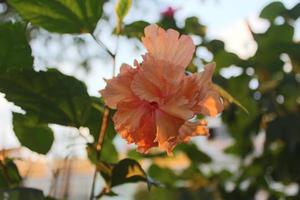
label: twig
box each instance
[89,32,119,200]
[96,107,110,152]
[91,34,115,59]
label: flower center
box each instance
[149,101,159,109]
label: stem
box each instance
[96,107,110,152]
[91,34,115,59]
[89,33,119,200]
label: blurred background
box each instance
[1,0,300,199]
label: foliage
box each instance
[0,0,299,199]
[0,22,33,72]
[8,0,104,34]
[115,0,131,33]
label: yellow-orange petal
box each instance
[142,24,195,68]
[196,90,224,117]
[100,64,137,109]
[182,63,224,117]
[179,120,209,143]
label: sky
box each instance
[1,0,299,152]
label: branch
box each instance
[96,107,110,152]
[91,34,115,59]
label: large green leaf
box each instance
[110,158,149,187]
[95,158,158,195]
[8,0,104,34]
[253,23,294,72]
[0,22,33,72]
[13,113,54,154]
[0,69,91,127]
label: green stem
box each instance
[91,34,115,59]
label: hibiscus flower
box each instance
[100,24,223,155]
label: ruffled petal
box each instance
[181,63,224,116]
[100,64,137,109]
[142,24,195,68]
[131,55,184,103]
[155,110,185,155]
[179,120,209,142]
[194,63,223,116]
[113,100,157,152]
[159,94,194,120]
[196,90,224,116]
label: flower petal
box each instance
[159,94,194,120]
[196,90,224,116]
[142,24,195,68]
[155,110,184,155]
[100,64,137,109]
[179,120,209,142]
[194,63,223,116]
[131,55,184,103]
[181,63,224,116]
[113,100,157,152]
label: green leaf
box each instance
[0,188,45,200]
[289,3,300,20]
[115,0,132,33]
[148,165,176,187]
[176,143,212,163]
[0,69,91,127]
[0,22,33,72]
[96,158,158,191]
[184,17,206,37]
[118,20,149,38]
[111,158,150,188]
[8,0,104,34]
[0,159,22,188]
[260,1,287,22]
[213,84,249,114]
[253,23,294,72]
[13,113,54,154]
[205,40,243,72]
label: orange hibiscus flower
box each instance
[100,24,223,155]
